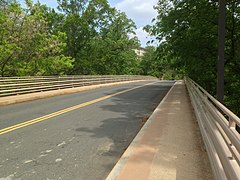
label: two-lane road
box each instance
[0,81,174,180]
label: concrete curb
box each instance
[0,80,148,106]
[106,81,177,180]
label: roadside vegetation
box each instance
[0,0,141,76]
[145,0,240,116]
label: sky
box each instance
[18,0,158,47]
[113,0,158,47]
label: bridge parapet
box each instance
[0,75,156,97]
[185,77,240,180]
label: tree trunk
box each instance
[217,0,226,103]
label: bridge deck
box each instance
[107,81,213,180]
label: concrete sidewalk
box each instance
[107,81,213,180]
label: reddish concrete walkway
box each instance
[107,81,213,180]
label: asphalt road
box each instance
[0,80,174,180]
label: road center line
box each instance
[0,81,158,135]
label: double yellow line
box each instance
[0,81,157,135]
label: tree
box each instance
[139,46,157,76]
[217,0,226,103]
[0,0,73,76]
[57,0,115,74]
[57,0,139,75]
[0,0,142,78]
[145,0,240,116]
[145,0,218,92]
[86,10,140,75]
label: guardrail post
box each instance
[229,117,236,130]
[203,93,209,104]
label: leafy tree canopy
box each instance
[144,0,240,115]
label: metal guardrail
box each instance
[185,77,240,180]
[0,75,157,97]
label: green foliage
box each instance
[145,0,240,116]
[139,45,184,80]
[0,0,73,76]
[0,0,142,77]
[139,46,158,76]
[57,0,140,75]
[85,11,139,75]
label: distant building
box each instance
[134,47,146,57]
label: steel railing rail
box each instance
[0,75,157,97]
[185,77,240,180]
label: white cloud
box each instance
[131,27,157,47]
[115,0,158,27]
[113,0,158,47]
[135,27,149,46]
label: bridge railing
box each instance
[0,75,156,97]
[185,77,240,180]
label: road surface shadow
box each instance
[75,81,174,176]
